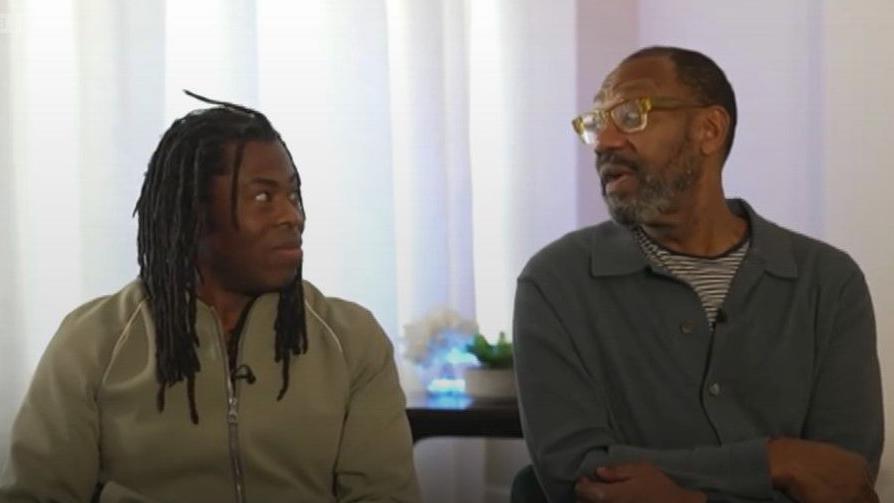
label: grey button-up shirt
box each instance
[513,199,883,502]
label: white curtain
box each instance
[1,0,579,499]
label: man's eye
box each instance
[254,192,271,202]
[614,102,643,129]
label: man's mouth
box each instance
[271,239,303,262]
[604,173,634,194]
[599,163,637,194]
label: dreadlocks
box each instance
[134,90,308,424]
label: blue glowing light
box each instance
[418,329,481,396]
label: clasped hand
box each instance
[574,439,878,503]
[768,438,878,503]
[574,463,705,503]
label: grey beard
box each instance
[604,175,674,226]
[602,143,701,226]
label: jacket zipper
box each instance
[215,314,248,503]
[225,373,247,503]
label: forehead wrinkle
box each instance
[594,77,663,107]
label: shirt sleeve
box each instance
[514,277,788,503]
[0,316,102,502]
[333,313,421,503]
[802,268,884,476]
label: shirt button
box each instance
[708,383,721,396]
[679,320,695,335]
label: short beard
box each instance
[602,139,701,226]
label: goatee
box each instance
[599,140,701,226]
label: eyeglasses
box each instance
[571,96,704,145]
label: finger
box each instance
[595,464,638,482]
[575,478,610,502]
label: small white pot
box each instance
[464,368,517,399]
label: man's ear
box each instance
[697,106,730,156]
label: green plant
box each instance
[466,331,513,369]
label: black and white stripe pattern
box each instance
[633,227,749,326]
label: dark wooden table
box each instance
[405,393,523,443]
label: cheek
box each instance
[239,229,276,270]
[640,134,686,167]
[233,233,266,264]
[209,229,260,266]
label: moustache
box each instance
[596,152,640,175]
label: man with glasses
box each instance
[513,46,883,502]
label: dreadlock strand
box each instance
[187,375,199,424]
[184,89,258,117]
[273,274,307,401]
[145,138,203,406]
[229,140,247,229]
[156,383,166,413]
[276,354,291,401]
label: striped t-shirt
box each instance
[633,227,749,327]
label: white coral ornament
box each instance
[401,308,478,365]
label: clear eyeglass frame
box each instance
[571,96,704,145]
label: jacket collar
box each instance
[589,198,798,279]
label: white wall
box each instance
[822,1,894,496]
[636,0,822,234]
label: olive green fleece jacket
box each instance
[0,280,421,503]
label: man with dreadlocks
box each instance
[0,92,421,502]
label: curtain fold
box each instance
[0,3,579,495]
[0,0,21,460]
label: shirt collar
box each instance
[589,198,798,279]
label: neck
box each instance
[195,279,254,333]
[639,187,747,257]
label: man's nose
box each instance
[594,121,627,154]
[278,198,305,230]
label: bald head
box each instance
[612,47,738,161]
[596,56,691,109]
